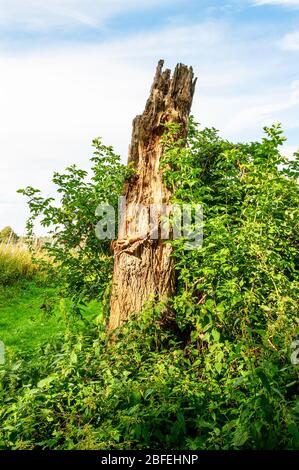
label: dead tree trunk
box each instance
[108,60,196,330]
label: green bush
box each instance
[1,121,298,450]
[0,306,298,450]
[18,139,131,303]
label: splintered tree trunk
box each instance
[108,60,196,330]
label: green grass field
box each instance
[0,243,66,355]
[0,280,62,355]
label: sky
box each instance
[0,0,299,235]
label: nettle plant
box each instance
[11,119,298,450]
[159,120,299,446]
[18,139,131,304]
[163,119,299,339]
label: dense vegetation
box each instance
[0,120,298,450]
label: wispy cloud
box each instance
[0,0,177,31]
[224,80,299,133]
[253,0,299,6]
[101,21,227,60]
[279,31,299,50]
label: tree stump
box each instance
[108,60,196,330]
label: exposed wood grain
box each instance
[109,60,196,330]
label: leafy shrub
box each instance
[0,304,298,450]
[18,139,131,303]
[1,120,298,450]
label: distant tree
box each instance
[0,226,19,243]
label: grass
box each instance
[0,279,63,355]
[0,279,103,358]
[0,243,37,285]
[0,243,64,355]
[0,242,103,361]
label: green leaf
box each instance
[70,351,78,364]
[255,368,271,393]
[212,329,220,342]
[37,374,57,389]
[233,427,249,447]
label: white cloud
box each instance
[0,0,176,31]
[283,145,298,157]
[224,81,299,134]
[101,22,226,60]
[0,19,298,234]
[253,0,299,6]
[279,31,299,50]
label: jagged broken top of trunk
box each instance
[128,59,197,169]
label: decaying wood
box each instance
[108,60,196,330]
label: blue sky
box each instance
[0,0,298,234]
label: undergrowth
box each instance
[0,120,298,449]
